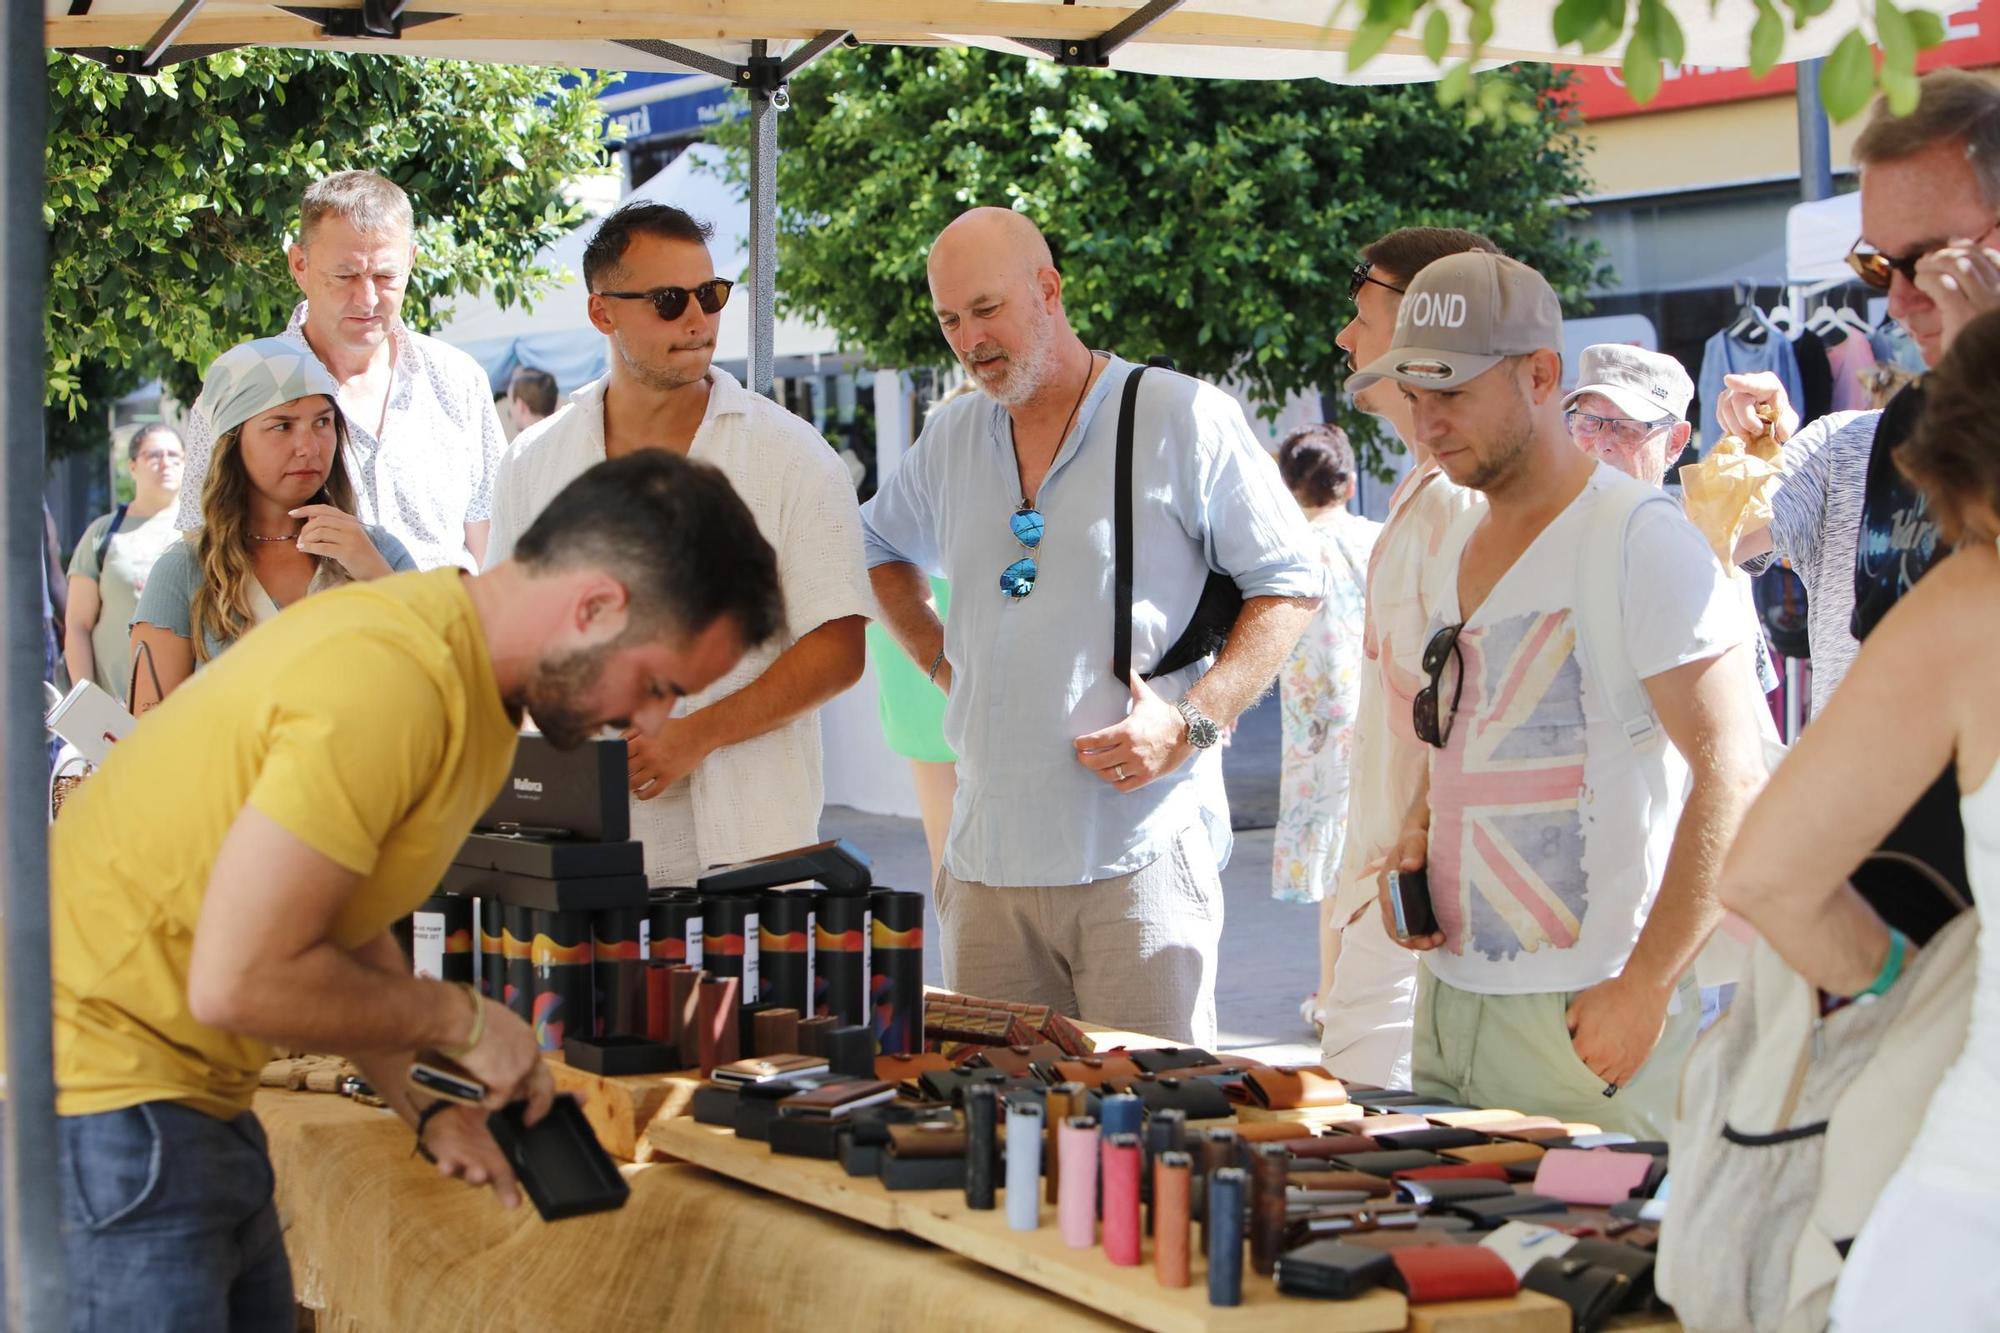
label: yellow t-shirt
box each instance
[48,568,518,1119]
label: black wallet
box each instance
[1522,1255,1633,1333]
[1368,1126,1492,1152]
[1436,1192,1568,1228]
[1394,1176,1516,1207]
[1273,1240,1397,1300]
[1130,1047,1221,1074]
[1566,1238,1658,1310]
[1126,1074,1233,1121]
[1332,1149,1450,1177]
[486,1095,629,1222]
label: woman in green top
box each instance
[64,424,186,698]
[866,576,956,885]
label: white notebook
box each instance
[45,679,136,766]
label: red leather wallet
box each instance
[1389,1244,1522,1303]
[1392,1162,1513,1184]
[1241,1066,1350,1111]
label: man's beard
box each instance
[613,327,713,392]
[965,310,1056,407]
[518,640,618,751]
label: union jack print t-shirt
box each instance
[1418,465,1747,995]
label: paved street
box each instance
[822,690,1324,1065]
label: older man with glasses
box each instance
[1720,69,2000,948]
[862,207,1323,1045]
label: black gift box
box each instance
[486,1095,628,1222]
[563,1035,674,1077]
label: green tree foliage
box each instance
[45,50,610,456]
[715,47,1603,460]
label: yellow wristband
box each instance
[438,981,485,1060]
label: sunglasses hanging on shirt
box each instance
[1001,504,1044,599]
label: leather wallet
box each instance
[1354,1113,1432,1135]
[1394,1176,1516,1207]
[1129,1047,1223,1074]
[1388,1244,1521,1303]
[1368,1126,1492,1152]
[1441,1141,1546,1166]
[1566,1237,1658,1309]
[1126,1074,1233,1121]
[887,1122,968,1158]
[777,1079,897,1119]
[1273,1240,1396,1300]
[1393,1162,1513,1184]
[1436,1192,1569,1228]
[1050,1057,1141,1089]
[1241,1066,1349,1111]
[918,1066,1014,1105]
[1342,1228,1477,1252]
[1521,1254,1632,1333]
[1534,1148,1655,1207]
[874,1053,952,1085]
[711,1053,831,1086]
[1287,1133,1380,1159]
[847,1101,955,1147]
[1333,1149,1449,1177]
[1427,1108,1527,1128]
[973,1043,1065,1075]
[1561,1131,1637,1148]
[1287,1170,1394,1198]
[1234,1120,1322,1143]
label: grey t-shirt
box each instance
[1750,408,1879,717]
[132,525,416,662]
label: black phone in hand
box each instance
[1389,868,1438,939]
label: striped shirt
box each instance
[1757,409,1879,716]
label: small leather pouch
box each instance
[1368,1126,1491,1152]
[1394,1176,1515,1207]
[1287,1133,1381,1160]
[1393,1162,1512,1185]
[973,1043,1064,1075]
[887,1121,968,1158]
[1130,1047,1224,1074]
[1388,1244,1521,1303]
[1273,1240,1396,1300]
[1288,1170,1394,1198]
[1442,1141,1546,1167]
[1332,1149,1449,1177]
[1050,1056,1142,1089]
[1534,1148,1655,1207]
[1234,1120,1322,1143]
[1241,1065,1349,1111]
[1126,1074,1233,1121]
[1437,1192,1568,1228]
[1521,1255,1632,1333]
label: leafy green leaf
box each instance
[1908,9,1947,46]
[1880,66,1921,116]
[1552,0,1614,47]
[1621,29,1663,105]
[1345,17,1402,72]
[1875,0,1916,74]
[1438,59,1475,106]
[1423,7,1452,63]
[1820,29,1879,123]
[1750,0,1786,77]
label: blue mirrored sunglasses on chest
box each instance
[1001,503,1045,599]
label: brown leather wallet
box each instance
[1242,1066,1350,1111]
[874,1053,952,1085]
[976,1043,1066,1075]
[1051,1056,1142,1089]
[887,1121,968,1158]
[1233,1120,1321,1143]
[780,1078,895,1116]
[1442,1141,1547,1166]
[1288,1170,1394,1198]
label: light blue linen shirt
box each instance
[861,357,1323,888]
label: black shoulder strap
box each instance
[1111,365,1150,687]
[93,503,130,570]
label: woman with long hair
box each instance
[64,423,184,697]
[131,339,415,710]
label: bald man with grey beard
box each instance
[859,207,1324,1044]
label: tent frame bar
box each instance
[1013,0,1188,66]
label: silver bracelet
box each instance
[927,648,946,682]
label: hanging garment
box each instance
[1698,317,1806,456]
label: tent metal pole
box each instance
[1796,57,1832,203]
[1,15,68,1331]
[747,38,779,398]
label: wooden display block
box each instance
[1407,1293,1569,1333]
[650,1117,1405,1332]
[544,1055,703,1162]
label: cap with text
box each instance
[1559,344,1694,424]
[1348,251,1564,395]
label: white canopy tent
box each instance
[11,7,1866,1325]
[1786,188,1864,286]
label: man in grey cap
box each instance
[1561,344,1694,489]
[1356,253,1769,1136]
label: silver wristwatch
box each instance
[1176,696,1221,750]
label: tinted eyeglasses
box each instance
[1000,504,1044,599]
[1348,261,1407,303]
[1564,408,1673,450]
[594,278,735,321]
[1846,219,2000,292]
[1413,622,1465,749]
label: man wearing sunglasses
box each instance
[861,207,1322,1046]
[1351,252,1769,1137]
[1313,226,1497,1086]
[1719,71,2000,948]
[484,202,873,889]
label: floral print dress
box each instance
[1273,508,1381,903]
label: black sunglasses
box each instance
[1348,261,1407,303]
[1413,622,1465,749]
[594,278,735,320]
[1846,218,2000,292]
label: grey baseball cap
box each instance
[1348,251,1564,395]
[199,337,342,440]
[1560,344,1694,424]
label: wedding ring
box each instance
[1114,764,1126,782]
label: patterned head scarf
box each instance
[199,338,342,439]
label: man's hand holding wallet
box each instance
[1376,824,1444,951]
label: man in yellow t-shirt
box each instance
[41,448,782,1331]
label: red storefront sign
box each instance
[1562,0,2000,120]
